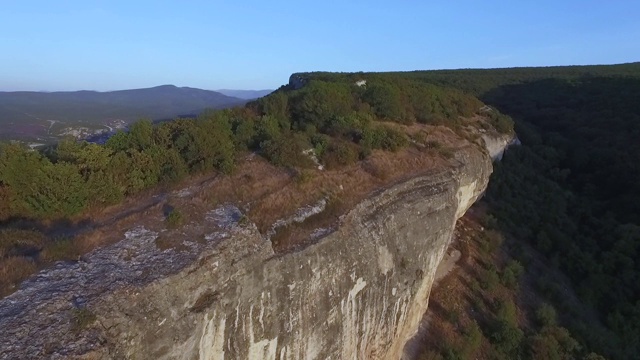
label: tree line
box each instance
[0,76,500,223]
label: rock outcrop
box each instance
[482,133,520,161]
[105,146,490,359]
[0,141,499,359]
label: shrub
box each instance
[320,140,360,169]
[501,260,525,289]
[360,125,408,152]
[487,110,514,134]
[490,320,524,355]
[491,299,524,355]
[481,230,504,253]
[481,264,500,290]
[166,208,184,229]
[438,147,455,159]
[261,134,314,168]
[310,133,330,157]
[461,321,483,358]
[295,169,314,185]
[410,130,429,145]
[527,326,580,360]
[425,140,443,150]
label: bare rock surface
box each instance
[0,144,498,359]
[0,205,242,359]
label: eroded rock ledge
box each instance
[0,144,494,360]
[104,146,490,359]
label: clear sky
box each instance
[1,1,639,91]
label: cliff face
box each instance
[0,136,501,359]
[91,146,492,360]
[482,133,520,161]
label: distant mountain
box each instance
[0,85,246,142]
[215,89,273,99]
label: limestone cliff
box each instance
[102,147,490,359]
[0,143,498,360]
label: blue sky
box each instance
[1,1,638,91]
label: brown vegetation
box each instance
[0,120,478,297]
[415,204,608,359]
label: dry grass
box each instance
[155,235,189,252]
[0,256,38,297]
[0,122,475,297]
[40,238,80,262]
[179,123,470,253]
[0,229,45,258]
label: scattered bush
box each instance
[166,208,185,229]
[261,134,314,168]
[501,260,525,289]
[481,264,500,290]
[295,169,314,185]
[320,140,360,169]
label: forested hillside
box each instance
[0,75,508,298]
[404,62,640,359]
[295,63,640,359]
[483,75,640,359]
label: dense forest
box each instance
[386,62,639,359]
[484,75,640,359]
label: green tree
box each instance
[128,119,154,150]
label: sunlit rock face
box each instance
[482,133,520,161]
[92,146,492,360]
[0,141,501,359]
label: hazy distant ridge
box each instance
[0,85,248,141]
[215,89,273,99]
[0,85,245,123]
